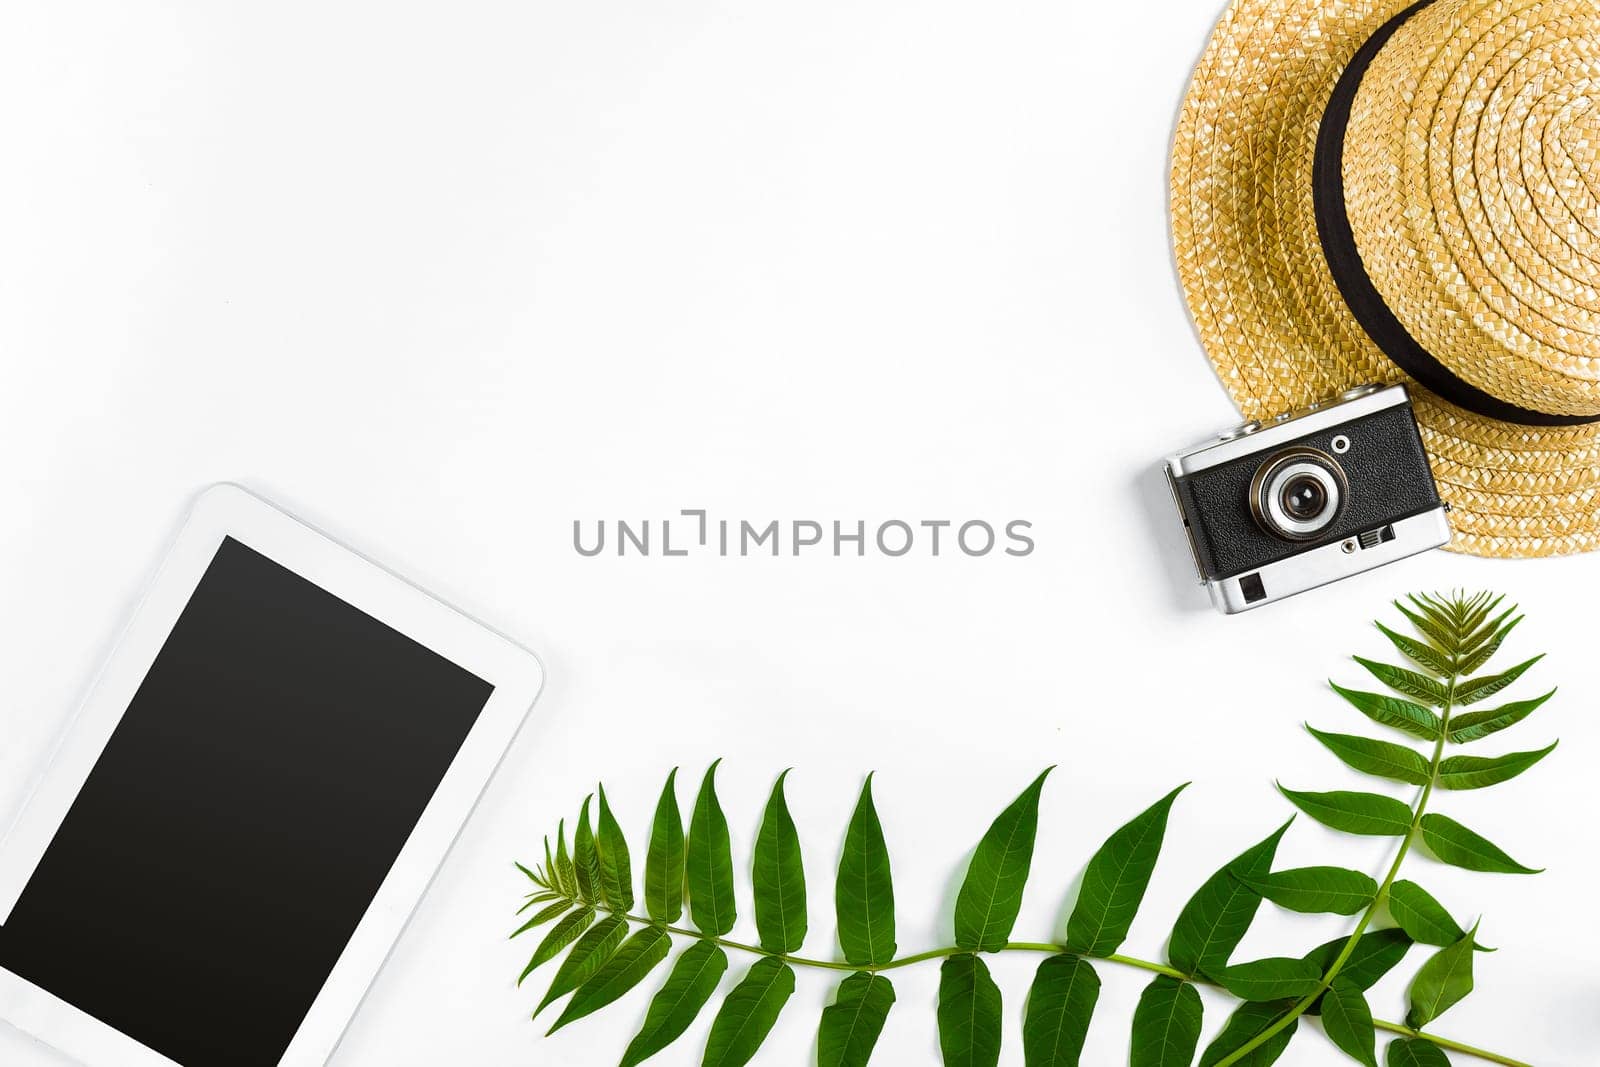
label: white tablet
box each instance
[0,484,543,1067]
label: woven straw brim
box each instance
[1171,0,1600,558]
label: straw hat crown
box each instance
[1343,0,1600,419]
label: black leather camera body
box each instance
[1166,384,1450,613]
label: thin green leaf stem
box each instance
[1371,1018,1531,1067]
[1213,665,1460,1067]
[541,904,1527,1065]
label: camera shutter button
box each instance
[1218,420,1263,441]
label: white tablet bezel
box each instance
[0,483,544,1067]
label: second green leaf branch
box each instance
[1210,591,1550,1067]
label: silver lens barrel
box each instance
[1250,448,1346,540]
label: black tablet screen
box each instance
[0,537,493,1066]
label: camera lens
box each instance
[1280,475,1327,521]
[1250,449,1346,541]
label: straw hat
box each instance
[1171,0,1600,558]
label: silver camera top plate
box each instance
[1167,383,1408,478]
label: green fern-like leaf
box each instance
[753,770,807,954]
[688,761,736,937]
[507,593,1555,1067]
[937,953,1002,1067]
[837,775,896,967]
[703,956,796,1066]
[643,768,685,923]
[954,767,1051,952]
[1064,783,1185,958]
[1130,975,1203,1067]
[817,971,894,1067]
[1021,953,1099,1066]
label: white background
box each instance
[1,3,1595,1065]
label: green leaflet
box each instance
[954,768,1053,952]
[1456,614,1521,676]
[1213,957,1322,1001]
[1021,954,1100,1066]
[1301,929,1412,997]
[702,956,796,1067]
[1454,654,1543,705]
[1465,591,1500,629]
[1168,819,1292,977]
[554,821,577,897]
[510,898,571,938]
[1407,928,1478,1029]
[620,940,728,1067]
[1386,1037,1451,1067]
[1276,786,1412,837]
[688,761,737,936]
[1458,604,1494,639]
[1198,999,1298,1067]
[542,837,560,887]
[1446,690,1553,744]
[596,785,634,912]
[573,796,601,903]
[1065,784,1186,958]
[533,913,627,1016]
[1463,589,1506,617]
[1320,978,1377,1067]
[1457,597,1507,642]
[1468,593,1511,627]
[1393,601,1455,655]
[1386,881,1489,951]
[644,768,685,924]
[542,838,559,887]
[1435,742,1558,790]
[817,972,895,1067]
[1374,620,1452,676]
[837,775,896,967]
[937,953,1003,1067]
[1418,814,1542,874]
[1305,726,1431,785]
[1329,682,1442,741]
[752,770,807,954]
[519,905,596,985]
[1386,881,1461,947]
[516,891,559,916]
[1129,976,1202,1067]
[1351,656,1448,706]
[1455,592,1504,638]
[1404,590,1456,623]
[1237,866,1378,915]
[547,925,670,1034]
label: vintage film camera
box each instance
[1166,384,1451,613]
